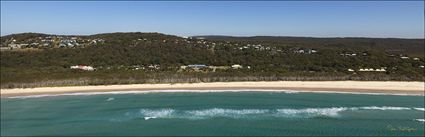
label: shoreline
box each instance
[1,81,424,98]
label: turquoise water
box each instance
[1,91,424,136]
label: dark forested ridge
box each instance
[1,32,424,88]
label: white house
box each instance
[70,65,95,71]
[375,68,386,72]
[231,64,243,69]
[180,66,188,69]
[358,67,386,72]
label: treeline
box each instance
[1,71,419,89]
[196,35,425,56]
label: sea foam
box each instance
[415,119,425,123]
[186,108,269,119]
[276,107,348,117]
[413,108,425,111]
[140,109,175,118]
[116,105,422,121]
[357,106,411,111]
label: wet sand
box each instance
[1,81,424,97]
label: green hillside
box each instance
[1,32,424,88]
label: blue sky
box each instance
[1,1,423,38]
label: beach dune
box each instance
[1,81,424,97]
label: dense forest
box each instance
[1,32,424,88]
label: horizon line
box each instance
[1,31,424,39]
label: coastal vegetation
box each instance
[1,32,424,88]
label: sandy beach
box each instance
[1,81,424,97]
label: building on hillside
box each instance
[375,68,386,72]
[400,56,409,59]
[306,49,318,54]
[294,49,305,54]
[70,65,95,71]
[180,66,188,69]
[8,44,20,49]
[231,64,243,69]
[8,44,28,49]
[358,67,386,72]
[188,64,207,69]
[148,64,160,69]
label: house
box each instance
[400,56,409,59]
[30,43,39,46]
[305,49,317,54]
[9,44,27,49]
[70,65,95,71]
[413,58,420,61]
[295,49,305,54]
[341,53,357,57]
[358,67,386,72]
[188,64,207,69]
[359,68,374,72]
[347,69,354,72]
[8,44,20,49]
[208,66,231,72]
[231,64,243,69]
[375,68,386,72]
[180,66,188,69]
[148,64,160,69]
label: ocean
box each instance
[1,91,424,136]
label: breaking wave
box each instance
[276,107,348,117]
[140,109,175,118]
[415,119,425,123]
[106,97,115,101]
[413,108,425,111]
[114,106,425,121]
[186,108,269,119]
[358,106,411,110]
